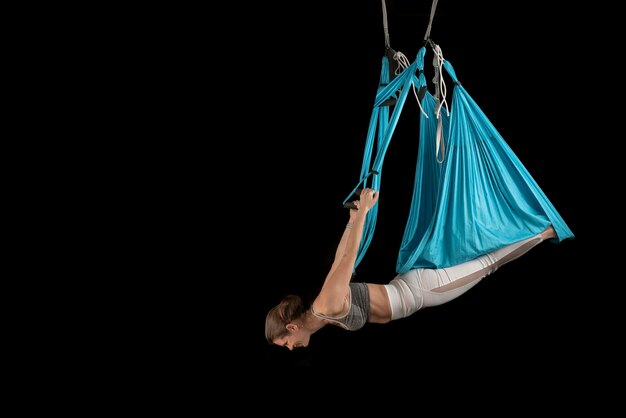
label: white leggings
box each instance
[384,233,544,320]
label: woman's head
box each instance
[265,294,311,350]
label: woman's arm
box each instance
[313,189,379,316]
[328,203,359,277]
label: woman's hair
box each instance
[265,294,307,344]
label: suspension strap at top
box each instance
[381,0,391,48]
[423,0,440,41]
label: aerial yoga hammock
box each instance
[344,0,574,275]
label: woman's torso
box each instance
[366,283,392,324]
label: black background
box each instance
[236,0,596,371]
[146,0,614,399]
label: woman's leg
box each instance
[418,227,553,308]
[385,227,553,316]
[431,226,553,293]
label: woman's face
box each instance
[272,324,311,350]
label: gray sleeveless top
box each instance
[311,282,370,331]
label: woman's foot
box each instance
[541,225,556,240]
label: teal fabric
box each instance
[348,47,574,272]
[344,48,428,269]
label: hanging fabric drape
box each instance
[346,1,573,272]
[395,54,574,273]
[343,48,430,269]
[347,45,574,272]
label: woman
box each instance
[265,188,557,351]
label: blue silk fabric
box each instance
[345,47,574,273]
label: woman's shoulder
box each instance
[311,289,350,318]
